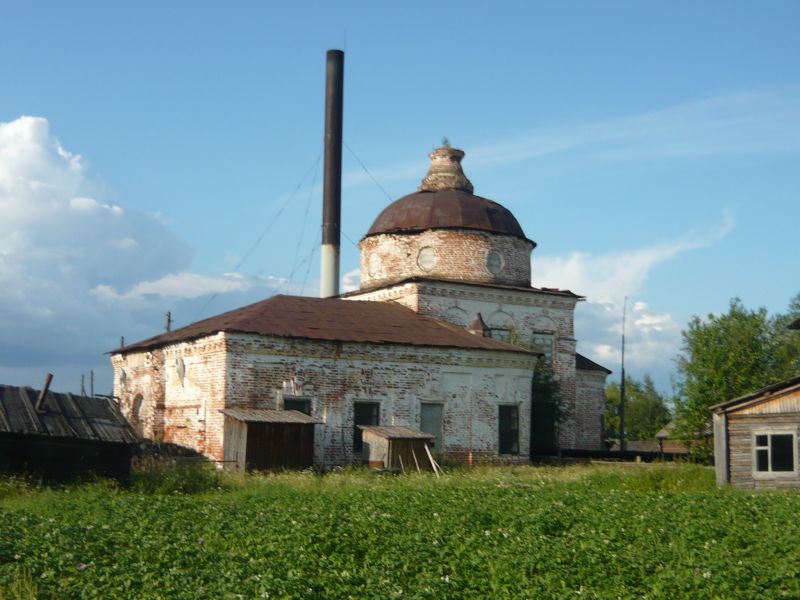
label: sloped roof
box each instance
[342,276,583,299]
[710,375,800,414]
[576,352,612,374]
[220,408,322,424]
[0,384,138,444]
[359,425,434,439]
[115,295,534,356]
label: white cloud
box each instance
[341,268,360,293]
[537,216,733,390]
[0,116,260,392]
[340,88,800,194]
[535,212,734,304]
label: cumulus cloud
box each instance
[0,116,278,392]
[341,268,360,293]
[535,215,734,389]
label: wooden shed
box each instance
[221,408,321,471]
[359,425,435,471]
[712,375,800,489]
[0,384,139,481]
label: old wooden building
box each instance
[712,376,800,489]
[0,383,138,481]
[360,425,435,471]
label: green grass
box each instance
[1,463,798,598]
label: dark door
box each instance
[420,403,443,451]
[246,423,315,470]
[353,402,379,455]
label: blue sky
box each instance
[1,1,798,395]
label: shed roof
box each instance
[114,295,535,356]
[359,425,435,439]
[0,384,138,444]
[710,375,800,414]
[575,352,612,374]
[220,408,323,424]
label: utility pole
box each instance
[90,369,95,398]
[619,296,627,453]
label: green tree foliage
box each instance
[531,360,563,455]
[674,295,800,443]
[604,374,671,441]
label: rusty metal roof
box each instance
[359,425,434,439]
[342,276,584,299]
[220,408,322,424]
[365,190,534,244]
[0,384,139,444]
[575,353,612,374]
[115,295,534,356]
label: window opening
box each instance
[353,402,380,454]
[499,405,519,455]
[754,432,796,473]
[284,398,311,415]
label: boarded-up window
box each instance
[353,402,379,454]
[755,432,796,473]
[284,398,311,415]
[531,332,554,364]
[499,405,519,455]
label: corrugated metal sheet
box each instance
[0,384,138,445]
[359,425,434,439]
[114,295,536,355]
[220,408,323,424]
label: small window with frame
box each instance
[499,405,520,455]
[754,431,797,476]
[284,397,312,416]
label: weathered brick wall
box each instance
[360,230,534,289]
[114,332,536,468]
[224,333,535,468]
[348,279,607,450]
[575,368,606,450]
[112,333,228,462]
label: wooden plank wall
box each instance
[727,413,800,489]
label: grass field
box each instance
[1,462,799,599]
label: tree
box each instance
[674,296,800,445]
[530,360,564,456]
[604,374,671,441]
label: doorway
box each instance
[420,403,443,451]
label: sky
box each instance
[1,1,798,396]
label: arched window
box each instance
[486,310,516,342]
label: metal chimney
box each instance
[320,49,344,298]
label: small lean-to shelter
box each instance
[220,408,322,471]
[0,382,138,481]
[711,375,800,489]
[360,425,435,471]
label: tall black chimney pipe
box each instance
[321,49,344,298]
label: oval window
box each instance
[417,247,437,272]
[487,251,503,274]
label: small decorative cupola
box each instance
[466,313,490,337]
[418,146,474,193]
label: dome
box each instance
[364,147,533,244]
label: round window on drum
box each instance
[417,247,437,272]
[486,250,504,275]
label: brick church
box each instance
[112,146,609,469]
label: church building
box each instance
[111,146,609,469]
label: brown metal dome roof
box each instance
[366,189,528,239]
[364,147,531,242]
